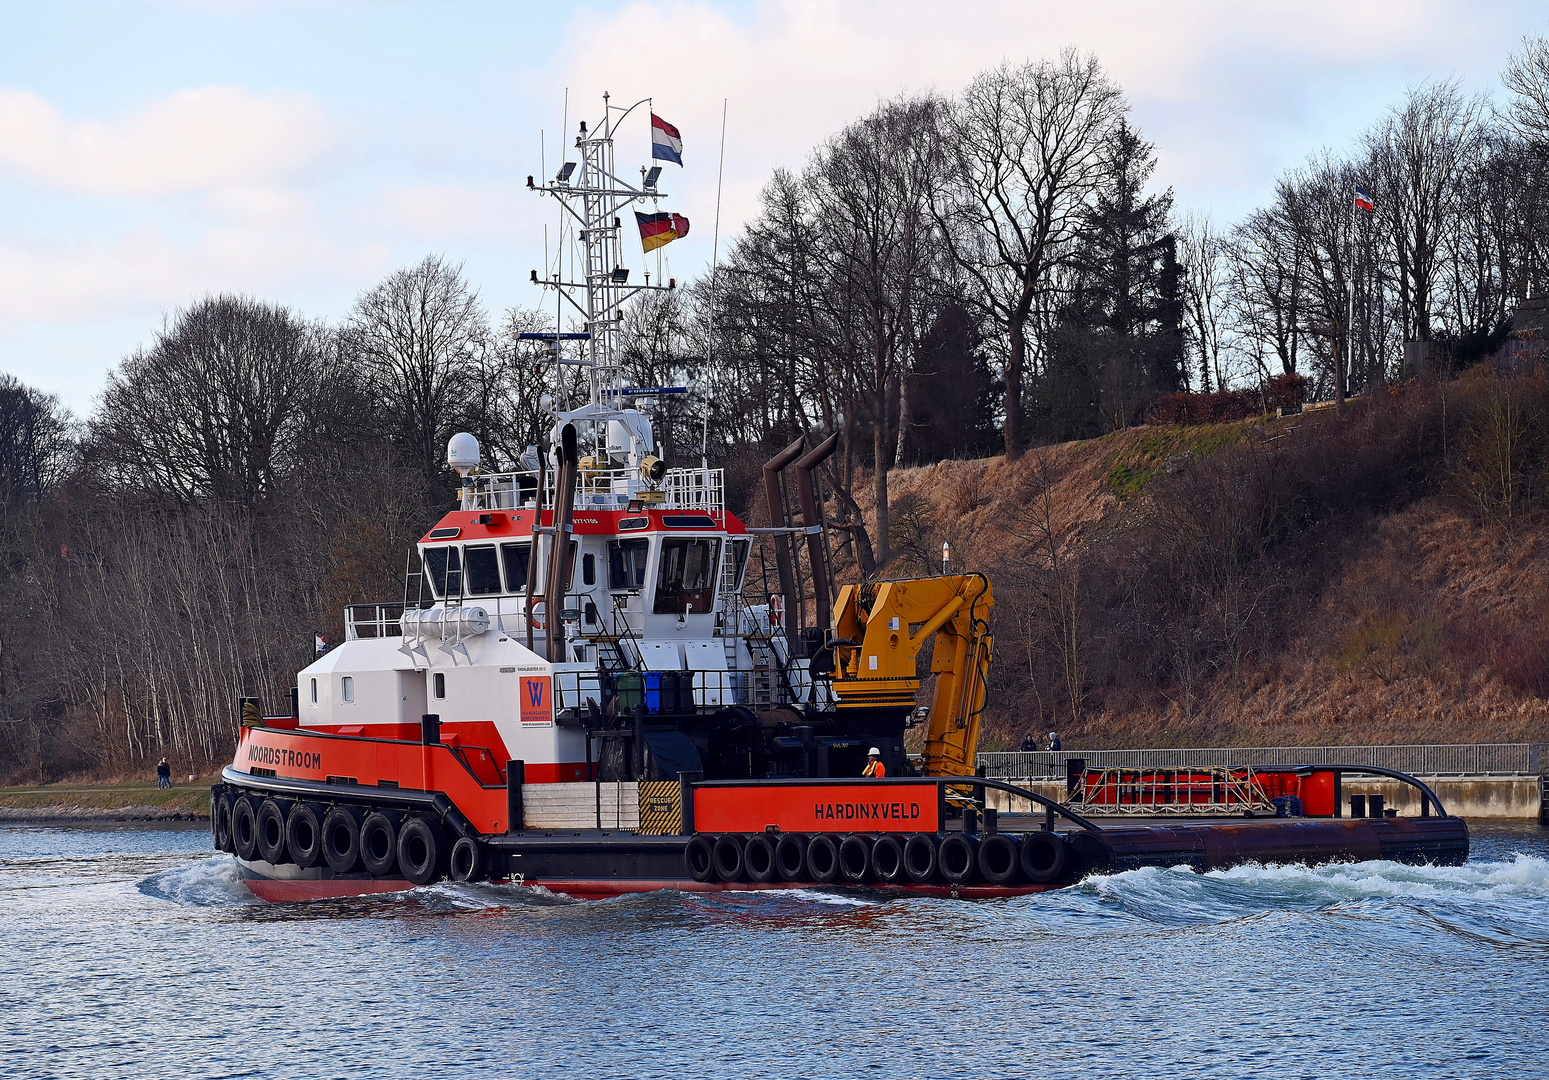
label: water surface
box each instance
[3,820,1547,1078]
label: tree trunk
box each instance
[873,420,891,567]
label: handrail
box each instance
[1255,763,1451,818]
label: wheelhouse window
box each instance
[728,537,751,592]
[464,545,502,596]
[309,678,317,704]
[341,676,354,703]
[609,538,650,590]
[582,552,596,586]
[423,546,462,597]
[653,537,721,614]
[433,672,446,699]
[501,542,530,592]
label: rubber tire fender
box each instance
[360,810,401,877]
[870,834,906,883]
[774,833,808,882]
[230,795,261,862]
[212,790,234,853]
[684,834,716,882]
[804,834,842,883]
[1018,830,1071,884]
[256,799,290,865]
[902,833,939,883]
[397,816,446,887]
[938,833,979,884]
[284,802,327,869]
[838,834,873,883]
[449,836,485,883]
[977,833,1020,885]
[743,834,778,883]
[321,804,364,874]
[711,834,747,882]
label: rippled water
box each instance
[3,820,1547,1078]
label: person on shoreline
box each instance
[156,758,171,789]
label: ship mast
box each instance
[528,92,673,424]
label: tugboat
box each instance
[209,95,1468,901]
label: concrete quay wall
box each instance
[985,775,1545,820]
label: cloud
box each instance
[0,85,333,198]
[556,0,1531,230]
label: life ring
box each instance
[449,837,485,883]
[1018,830,1071,883]
[396,816,446,886]
[321,805,364,873]
[527,600,546,631]
[976,833,1020,885]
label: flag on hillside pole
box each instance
[636,210,690,252]
[1354,185,1375,212]
[651,113,683,164]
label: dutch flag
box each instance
[651,113,683,165]
[1354,185,1375,212]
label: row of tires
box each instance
[685,828,1074,887]
[210,788,486,887]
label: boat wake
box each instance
[138,854,261,907]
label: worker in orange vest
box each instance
[862,747,886,778]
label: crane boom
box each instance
[828,573,994,777]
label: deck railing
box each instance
[979,743,1549,779]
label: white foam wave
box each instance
[138,854,261,907]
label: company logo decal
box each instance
[520,677,551,723]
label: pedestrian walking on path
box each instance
[156,758,171,789]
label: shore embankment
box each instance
[0,782,211,822]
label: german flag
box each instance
[636,211,690,253]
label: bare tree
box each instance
[1366,81,1486,348]
[810,94,944,566]
[0,376,72,506]
[935,50,1126,459]
[1502,35,1549,143]
[344,255,489,483]
[1178,212,1229,391]
[90,295,330,505]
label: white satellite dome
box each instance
[447,432,481,476]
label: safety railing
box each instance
[979,743,1545,779]
[344,603,406,640]
[1067,767,1275,816]
[458,465,725,514]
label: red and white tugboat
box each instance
[210,96,1468,901]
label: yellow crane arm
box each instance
[829,573,994,778]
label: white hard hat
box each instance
[868,747,881,756]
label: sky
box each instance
[1,0,1545,417]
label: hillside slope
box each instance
[842,375,1549,751]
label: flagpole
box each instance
[1340,185,1352,414]
[702,97,728,466]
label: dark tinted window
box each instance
[582,552,596,586]
[500,542,530,592]
[609,539,650,589]
[465,545,501,595]
[729,537,751,591]
[653,537,720,614]
[423,546,462,597]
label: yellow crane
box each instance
[827,573,993,778]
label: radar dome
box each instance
[447,432,481,476]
